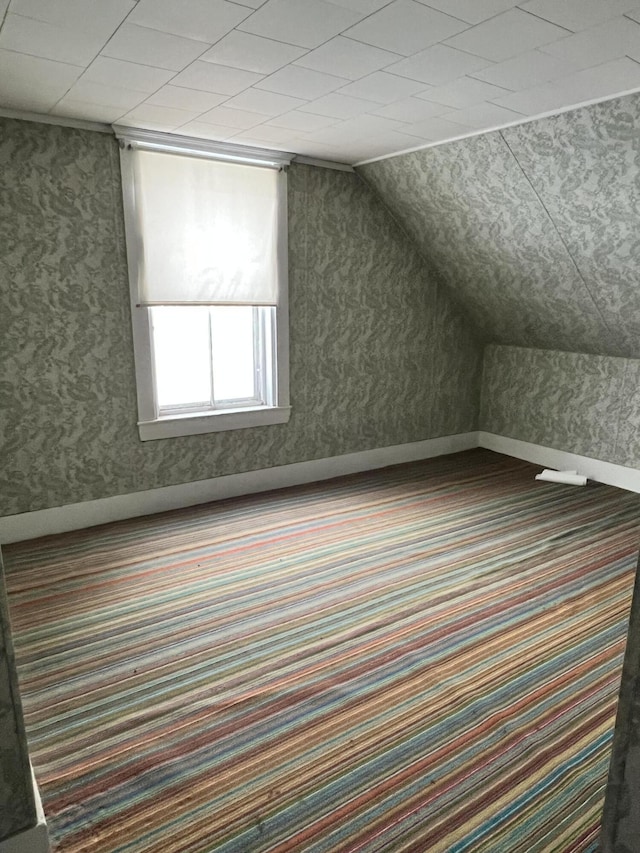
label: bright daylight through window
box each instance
[118,132,291,441]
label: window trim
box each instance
[118,130,291,441]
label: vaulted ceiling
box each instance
[358,89,640,358]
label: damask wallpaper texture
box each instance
[481,344,640,468]
[0,117,482,517]
[0,552,36,841]
[359,91,640,360]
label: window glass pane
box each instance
[151,306,211,409]
[211,306,257,402]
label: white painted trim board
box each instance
[479,432,640,494]
[0,433,478,544]
[3,432,638,544]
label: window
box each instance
[118,130,291,441]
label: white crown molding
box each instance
[0,433,478,543]
[0,106,112,133]
[354,85,640,167]
[293,155,354,172]
[0,110,354,172]
[479,432,640,494]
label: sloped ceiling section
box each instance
[358,91,640,359]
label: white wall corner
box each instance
[0,433,479,544]
[0,768,50,853]
[479,432,640,494]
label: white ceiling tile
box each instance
[329,0,393,12]
[223,88,307,114]
[332,113,409,136]
[101,24,209,72]
[171,61,263,95]
[0,13,105,66]
[389,44,492,85]
[418,76,510,108]
[442,100,525,127]
[0,87,61,112]
[229,0,267,8]
[288,138,347,158]
[128,0,251,43]
[264,110,339,130]
[489,81,576,113]
[305,123,367,146]
[444,9,570,61]
[539,16,640,68]
[237,0,365,48]
[175,120,239,139]
[197,105,266,128]
[298,92,376,117]
[9,0,135,37]
[0,48,82,100]
[403,114,476,138]
[63,79,147,109]
[344,0,469,56]
[304,122,372,147]
[415,0,519,24]
[336,70,429,102]
[120,103,203,129]
[232,123,296,142]
[349,130,429,159]
[145,86,228,111]
[51,99,125,122]
[227,132,294,148]
[294,36,401,80]
[199,31,306,74]
[372,96,449,121]
[488,57,640,115]
[0,89,56,116]
[518,0,638,32]
[82,56,175,93]
[470,49,580,90]
[255,65,349,99]
[4,0,640,159]
[550,56,640,100]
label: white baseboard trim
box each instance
[479,432,640,494]
[0,432,478,544]
[0,769,50,853]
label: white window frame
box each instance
[116,128,292,441]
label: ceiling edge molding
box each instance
[0,106,112,134]
[293,155,354,172]
[353,85,640,167]
[0,108,354,173]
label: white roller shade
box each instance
[131,148,280,306]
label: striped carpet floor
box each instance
[4,449,640,853]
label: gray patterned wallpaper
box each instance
[0,551,36,841]
[0,118,482,518]
[480,344,640,468]
[359,91,640,359]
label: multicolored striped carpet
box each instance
[4,449,640,853]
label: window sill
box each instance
[138,405,291,441]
